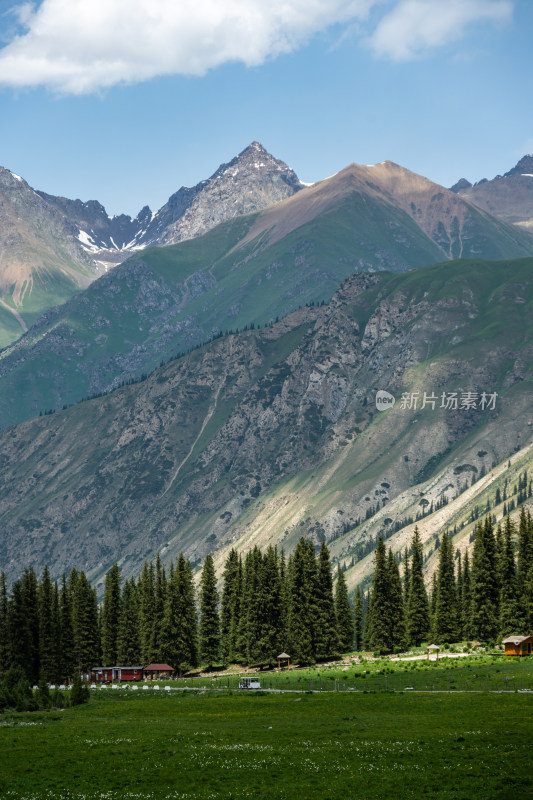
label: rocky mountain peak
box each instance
[0,167,28,189]
[449,177,472,193]
[504,154,533,177]
[154,143,303,246]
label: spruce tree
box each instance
[314,543,339,659]
[369,538,390,652]
[160,554,198,673]
[71,571,100,673]
[199,554,220,668]
[334,569,353,653]
[406,528,429,646]
[254,546,283,667]
[517,507,533,594]
[38,567,59,682]
[149,555,166,662]
[58,575,75,683]
[22,568,40,685]
[117,577,141,665]
[363,590,372,650]
[287,539,315,664]
[402,547,411,609]
[434,532,458,643]
[138,562,155,664]
[499,515,521,637]
[353,586,364,652]
[461,550,472,640]
[101,563,121,666]
[470,518,499,641]
[387,549,407,650]
[220,549,241,662]
[0,572,9,678]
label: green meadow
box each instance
[2,659,532,800]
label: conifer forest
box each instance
[1,508,532,686]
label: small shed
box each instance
[144,663,175,680]
[502,635,533,656]
[91,666,144,683]
[277,652,291,670]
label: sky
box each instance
[0,0,531,217]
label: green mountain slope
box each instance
[2,161,533,431]
[0,257,531,588]
[0,167,100,348]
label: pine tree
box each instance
[117,577,141,665]
[0,572,9,678]
[461,550,472,640]
[517,508,533,625]
[406,528,429,646]
[149,555,166,662]
[402,547,411,608]
[287,539,315,664]
[199,554,220,668]
[58,575,75,683]
[159,554,198,673]
[369,538,390,652]
[434,532,458,643]
[470,517,499,641]
[499,515,521,637]
[353,586,364,652]
[71,571,100,673]
[220,549,241,662]
[255,546,283,666]
[101,563,121,666]
[363,590,372,650]
[138,562,155,664]
[334,569,353,653]
[22,568,40,684]
[387,549,406,650]
[38,567,59,682]
[314,543,339,659]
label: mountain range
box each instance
[2,144,533,357]
[2,153,533,431]
[0,255,531,589]
[1,145,533,590]
[451,154,533,232]
[0,143,302,348]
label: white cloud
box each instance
[0,0,513,93]
[0,0,375,93]
[368,0,512,61]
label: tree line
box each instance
[365,508,533,652]
[0,540,354,684]
[1,508,532,684]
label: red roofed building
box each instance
[91,666,144,683]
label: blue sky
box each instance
[0,0,531,217]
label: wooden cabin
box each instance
[91,666,144,683]
[502,635,533,656]
[143,663,175,680]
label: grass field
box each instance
[1,660,533,800]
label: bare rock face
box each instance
[453,155,533,230]
[148,142,303,246]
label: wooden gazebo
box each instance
[143,663,174,680]
[426,644,440,662]
[277,652,291,670]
